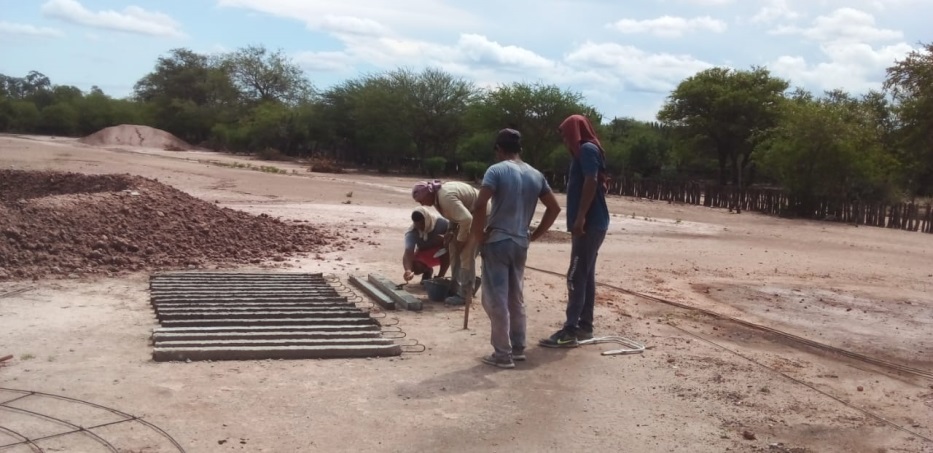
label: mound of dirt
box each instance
[79,125,193,151]
[0,170,348,281]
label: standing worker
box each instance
[471,128,561,368]
[412,179,484,305]
[540,114,611,348]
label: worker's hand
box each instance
[403,270,415,282]
[572,217,586,237]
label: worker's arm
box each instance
[440,191,474,243]
[531,190,561,242]
[402,249,416,281]
[401,230,417,281]
[572,145,601,236]
[471,187,493,245]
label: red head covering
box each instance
[559,114,604,158]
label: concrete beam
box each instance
[348,275,395,310]
[159,317,378,328]
[367,274,423,311]
[152,330,382,342]
[153,344,402,361]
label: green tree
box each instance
[758,92,896,215]
[223,45,312,105]
[884,42,933,196]
[658,66,789,188]
[134,48,239,143]
[39,103,79,135]
[466,82,600,167]
[388,67,477,160]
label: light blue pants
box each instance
[480,239,527,359]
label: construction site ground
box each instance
[1,134,931,453]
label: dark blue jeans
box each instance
[565,229,607,332]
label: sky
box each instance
[0,0,930,121]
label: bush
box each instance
[257,147,290,161]
[423,156,447,177]
[462,161,488,180]
[309,157,344,174]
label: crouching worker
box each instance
[403,207,451,284]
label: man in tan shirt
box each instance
[412,180,485,304]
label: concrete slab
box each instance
[152,330,382,342]
[152,344,402,361]
[159,317,379,328]
[367,274,423,311]
[348,275,396,310]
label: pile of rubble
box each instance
[0,170,346,280]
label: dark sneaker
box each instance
[445,295,465,305]
[576,328,594,341]
[539,328,579,348]
[512,349,526,361]
[481,354,515,369]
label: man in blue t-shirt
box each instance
[402,207,451,284]
[471,128,561,369]
[540,114,611,348]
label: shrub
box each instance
[423,156,447,177]
[257,147,290,161]
[462,161,488,180]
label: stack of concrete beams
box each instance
[149,272,401,362]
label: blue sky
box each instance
[1,0,930,121]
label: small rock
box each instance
[742,430,756,440]
[857,386,864,391]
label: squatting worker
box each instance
[402,207,451,284]
[540,114,611,349]
[411,179,487,305]
[471,128,561,369]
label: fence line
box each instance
[544,173,932,234]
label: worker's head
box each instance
[493,128,522,161]
[411,209,426,231]
[411,180,441,206]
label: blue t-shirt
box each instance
[566,142,610,232]
[404,217,449,251]
[481,160,551,248]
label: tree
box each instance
[758,92,896,215]
[39,103,79,135]
[601,117,673,178]
[658,66,789,189]
[884,42,933,196]
[388,68,477,160]
[223,45,312,105]
[466,82,600,167]
[133,48,239,143]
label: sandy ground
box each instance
[1,134,932,453]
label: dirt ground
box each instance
[1,134,932,453]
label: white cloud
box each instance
[217,0,477,32]
[293,50,356,72]
[678,0,733,5]
[565,42,715,93]
[768,7,913,93]
[0,21,64,38]
[770,7,902,43]
[457,34,555,70]
[319,15,391,37]
[750,0,801,23]
[40,0,184,38]
[608,16,727,38]
[772,42,913,92]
